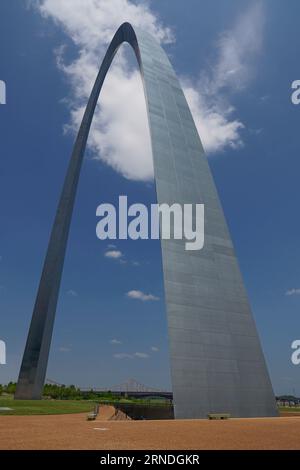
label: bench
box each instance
[86,404,100,421]
[207,413,231,420]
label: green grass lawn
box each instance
[0,397,96,415]
[279,406,300,414]
[0,393,171,416]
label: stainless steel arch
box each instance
[16,22,277,419]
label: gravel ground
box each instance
[1,412,300,450]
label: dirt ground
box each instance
[1,408,300,450]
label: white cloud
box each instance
[110,338,122,345]
[113,351,149,359]
[35,0,264,179]
[104,249,123,259]
[104,248,139,265]
[66,289,78,297]
[38,0,173,46]
[183,1,264,154]
[151,346,159,352]
[35,0,172,181]
[113,353,132,359]
[210,3,264,91]
[134,352,149,359]
[286,289,300,296]
[126,290,159,302]
[183,85,244,153]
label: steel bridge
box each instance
[80,378,173,400]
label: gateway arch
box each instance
[15,23,277,418]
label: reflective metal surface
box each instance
[16,23,277,419]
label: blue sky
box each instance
[0,0,300,394]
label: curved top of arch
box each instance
[76,21,205,187]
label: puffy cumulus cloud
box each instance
[38,0,173,47]
[183,85,244,153]
[34,0,265,179]
[126,290,159,302]
[34,0,172,181]
[64,59,154,180]
[104,249,123,259]
[110,338,122,344]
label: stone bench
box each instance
[207,413,231,420]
